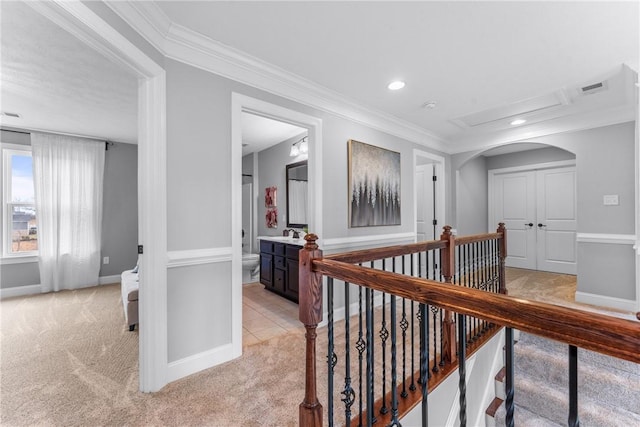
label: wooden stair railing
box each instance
[298,228,640,427]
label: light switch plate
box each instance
[603,195,619,206]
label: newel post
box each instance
[497,223,508,295]
[440,225,457,364]
[299,233,323,427]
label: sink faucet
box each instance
[282,229,300,238]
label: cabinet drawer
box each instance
[286,244,302,260]
[274,255,286,270]
[274,243,286,256]
[260,240,274,254]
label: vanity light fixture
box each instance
[387,80,406,90]
[510,118,527,126]
[289,135,308,157]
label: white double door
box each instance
[491,165,577,275]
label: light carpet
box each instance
[1,284,307,426]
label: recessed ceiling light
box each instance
[387,81,405,90]
[510,118,526,126]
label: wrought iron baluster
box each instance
[380,292,389,415]
[357,284,365,427]
[430,304,439,373]
[400,255,408,399]
[365,287,375,426]
[401,297,409,398]
[417,303,424,384]
[457,313,467,427]
[420,303,429,427]
[341,282,355,424]
[439,308,445,367]
[505,327,515,427]
[410,254,416,391]
[327,278,336,427]
[410,298,416,392]
[470,243,476,340]
[389,294,401,426]
[568,345,580,427]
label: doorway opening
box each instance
[231,93,323,356]
[414,149,445,242]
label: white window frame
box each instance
[1,143,38,262]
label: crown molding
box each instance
[106,1,449,153]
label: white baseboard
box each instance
[1,283,42,299]
[99,275,121,285]
[574,291,636,313]
[167,343,237,383]
[1,275,123,299]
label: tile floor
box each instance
[242,282,303,347]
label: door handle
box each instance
[538,223,547,228]
[525,223,533,227]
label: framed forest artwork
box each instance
[348,139,401,227]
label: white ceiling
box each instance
[241,113,306,156]
[0,1,138,144]
[1,1,638,153]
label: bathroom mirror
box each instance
[286,160,308,228]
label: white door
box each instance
[536,167,577,274]
[493,171,537,270]
[491,165,576,274]
[416,164,436,242]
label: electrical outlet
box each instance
[103,256,110,265]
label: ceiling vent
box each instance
[2,111,21,118]
[580,80,608,95]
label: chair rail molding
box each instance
[575,233,636,246]
[167,247,233,269]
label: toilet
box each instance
[242,252,260,283]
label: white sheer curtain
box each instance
[288,179,308,225]
[31,133,105,292]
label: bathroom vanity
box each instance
[259,237,304,303]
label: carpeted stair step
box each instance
[493,400,562,426]
[486,331,640,426]
[513,333,640,415]
[505,371,640,426]
[517,332,640,376]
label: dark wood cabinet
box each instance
[259,239,301,303]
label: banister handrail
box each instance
[454,232,502,246]
[312,258,640,364]
[324,240,448,264]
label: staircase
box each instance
[486,331,640,426]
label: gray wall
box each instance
[163,58,449,364]
[485,146,576,171]
[256,133,307,238]
[456,155,488,235]
[451,122,636,301]
[100,142,139,276]
[0,129,139,288]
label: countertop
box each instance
[258,235,306,246]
